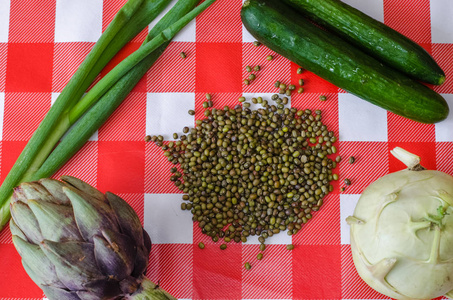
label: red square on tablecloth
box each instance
[6,43,53,92]
[99,92,146,141]
[147,244,193,299]
[432,43,453,94]
[0,141,25,184]
[97,141,145,194]
[196,0,242,43]
[242,43,291,93]
[388,142,436,172]
[241,244,292,299]
[293,245,341,299]
[387,112,435,142]
[147,42,196,93]
[341,244,388,299]
[3,93,50,141]
[193,243,242,299]
[291,62,339,94]
[145,142,182,194]
[0,221,11,244]
[194,92,242,121]
[8,0,55,43]
[0,43,6,92]
[293,193,341,245]
[339,142,389,194]
[52,141,98,187]
[383,0,431,43]
[0,244,43,298]
[52,42,94,92]
[196,42,242,93]
[436,142,453,176]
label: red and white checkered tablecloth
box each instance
[0,0,452,299]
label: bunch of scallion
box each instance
[0,0,216,230]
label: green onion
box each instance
[0,0,215,229]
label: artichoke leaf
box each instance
[93,229,136,280]
[10,201,42,244]
[39,178,72,205]
[81,277,122,299]
[132,245,149,277]
[445,289,453,299]
[27,200,83,242]
[41,285,81,300]
[17,181,55,203]
[106,192,144,246]
[61,176,106,203]
[9,218,28,241]
[14,236,66,289]
[64,186,119,243]
[143,228,152,254]
[40,240,103,291]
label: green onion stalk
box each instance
[0,0,216,230]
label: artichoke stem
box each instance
[128,277,177,300]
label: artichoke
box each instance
[10,176,175,300]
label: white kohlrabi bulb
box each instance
[348,147,453,300]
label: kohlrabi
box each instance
[347,147,453,300]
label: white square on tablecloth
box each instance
[342,0,384,22]
[0,0,9,43]
[51,92,98,141]
[243,93,291,111]
[55,0,102,42]
[340,194,361,245]
[436,94,453,141]
[431,0,453,43]
[148,0,196,42]
[146,92,194,140]
[339,93,388,141]
[144,194,193,244]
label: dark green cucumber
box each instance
[241,0,449,123]
[281,0,445,85]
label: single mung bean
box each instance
[173,133,178,139]
[238,96,246,102]
[286,244,294,250]
[249,74,256,80]
[349,156,355,164]
[198,242,205,249]
[244,79,250,85]
[320,95,327,101]
[344,178,351,185]
[297,68,303,74]
[246,66,252,72]
[299,79,304,86]
[188,110,195,115]
[254,65,260,71]
[220,244,227,250]
[245,262,252,270]
[257,253,263,260]
[206,93,211,100]
[253,41,261,46]
[297,87,304,94]
[180,52,186,59]
[144,135,151,142]
[266,55,273,61]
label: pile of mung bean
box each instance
[148,94,339,245]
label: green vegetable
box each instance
[240,0,449,124]
[10,176,175,300]
[0,0,217,229]
[348,147,453,299]
[281,0,445,85]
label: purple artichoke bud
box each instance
[10,176,175,300]
[27,200,82,242]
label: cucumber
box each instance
[240,0,449,124]
[281,0,445,85]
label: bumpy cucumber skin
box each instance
[241,0,449,123]
[281,0,445,85]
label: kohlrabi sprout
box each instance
[348,147,453,300]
